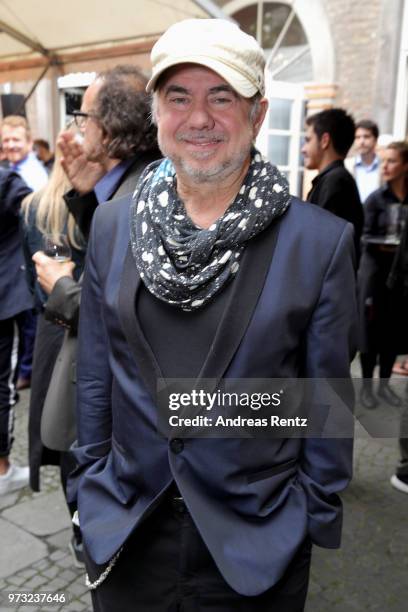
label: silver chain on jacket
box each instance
[85,547,123,590]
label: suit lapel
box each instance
[198,219,281,382]
[114,153,161,200]
[118,244,163,400]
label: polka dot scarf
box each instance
[130,149,290,311]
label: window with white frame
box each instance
[224,1,309,194]
[224,0,313,81]
[58,72,96,128]
[256,79,305,195]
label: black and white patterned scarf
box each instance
[130,149,290,311]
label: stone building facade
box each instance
[217,0,404,131]
[323,0,403,130]
[0,0,406,173]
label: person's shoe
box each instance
[0,464,30,495]
[69,535,85,568]
[359,387,378,409]
[16,377,30,391]
[377,384,402,407]
[390,473,408,493]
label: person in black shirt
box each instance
[302,108,364,262]
[389,208,408,493]
[358,141,408,409]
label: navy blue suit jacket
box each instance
[0,168,33,320]
[73,194,356,596]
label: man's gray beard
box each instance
[160,142,252,185]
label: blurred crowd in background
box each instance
[0,63,408,572]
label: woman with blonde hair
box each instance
[21,140,85,563]
[22,146,84,309]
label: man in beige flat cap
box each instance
[71,18,356,611]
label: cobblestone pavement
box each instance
[0,376,407,611]
[0,390,91,612]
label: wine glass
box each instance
[42,233,72,262]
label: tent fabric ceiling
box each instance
[0,0,210,62]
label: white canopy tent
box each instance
[0,0,230,138]
[0,0,230,81]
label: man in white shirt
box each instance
[1,115,48,191]
[345,119,380,204]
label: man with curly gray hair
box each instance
[59,64,160,238]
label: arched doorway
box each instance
[222,0,335,194]
[227,0,313,81]
[223,0,335,83]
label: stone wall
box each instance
[314,0,403,131]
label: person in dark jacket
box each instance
[70,20,356,611]
[1,116,50,392]
[21,150,85,498]
[0,168,32,495]
[358,141,408,409]
[302,108,364,262]
[388,203,408,493]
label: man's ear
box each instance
[101,128,110,150]
[320,132,331,151]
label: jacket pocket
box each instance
[247,458,297,484]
